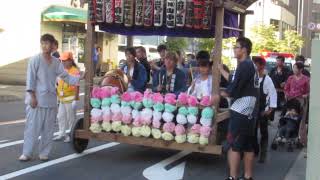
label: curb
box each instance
[0,95,22,103]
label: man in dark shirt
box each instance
[295,55,310,77]
[222,37,259,180]
[269,56,292,109]
[136,46,151,87]
[151,44,167,91]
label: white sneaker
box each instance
[276,137,282,142]
[53,135,64,141]
[64,136,70,143]
[19,155,31,162]
[282,138,287,143]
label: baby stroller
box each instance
[271,99,304,152]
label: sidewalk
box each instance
[284,149,307,180]
[0,85,25,102]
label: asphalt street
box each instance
[0,96,302,180]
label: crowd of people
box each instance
[20,34,310,180]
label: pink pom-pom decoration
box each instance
[91,86,101,98]
[102,114,111,122]
[91,116,101,123]
[133,91,143,102]
[190,124,201,134]
[163,122,175,133]
[100,86,111,99]
[152,93,163,103]
[200,96,212,107]
[121,92,132,102]
[142,117,152,125]
[188,95,198,107]
[133,119,142,127]
[175,124,186,135]
[200,126,212,138]
[152,120,161,129]
[178,93,189,105]
[144,89,153,99]
[112,113,122,122]
[110,87,119,95]
[122,114,132,124]
[165,93,176,105]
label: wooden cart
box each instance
[71,0,256,155]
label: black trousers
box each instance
[255,113,269,155]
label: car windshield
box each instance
[266,61,292,73]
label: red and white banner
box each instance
[154,0,164,27]
[176,0,186,27]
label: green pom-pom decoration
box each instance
[143,99,154,108]
[130,101,136,107]
[175,135,187,144]
[151,129,162,139]
[153,103,164,112]
[133,102,142,110]
[188,107,199,116]
[90,98,101,108]
[199,136,209,145]
[101,98,111,107]
[111,95,121,104]
[201,107,214,119]
[121,101,131,107]
[178,106,189,116]
[165,103,177,113]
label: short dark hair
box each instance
[196,50,210,61]
[295,55,305,62]
[187,54,195,59]
[157,44,167,52]
[53,39,59,48]
[276,55,285,62]
[198,60,213,67]
[252,56,266,66]
[236,37,252,55]
[40,34,55,44]
[294,62,304,70]
[125,47,136,57]
[136,46,146,54]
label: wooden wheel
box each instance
[71,118,89,153]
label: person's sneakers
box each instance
[18,155,31,162]
[39,155,49,161]
[64,136,71,143]
[237,177,254,180]
[275,137,282,142]
[53,135,64,141]
[281,138,287,143]
[225,176,235,180]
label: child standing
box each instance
[187,52,212,99]
[54,52,80,142]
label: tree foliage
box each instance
[164,37,188,52]
[277,30,304,54]
[250,25,278,53]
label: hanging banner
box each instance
[193,0,205,29]
[96,0,105,22]
[124,0,134,27]
[135,0,144,26]
[115,0,124,24]
[176,0,186,27]
[185,0,194,28]
[144,0,154,27]
[154,0,164,27]
[166,0,176,28]
[202,0,212,29]
[89,0,97,23]
[105,0,115,23]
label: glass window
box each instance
[270,19,280,31]
[313,0,320,4]
[312,12,320,23]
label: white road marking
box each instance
[0,140,9,143]
[0,111,84,126]
[143,151,191,180]
[0,143,119,180]
[0,130,70,149]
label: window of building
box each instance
[313,0,320,4]
[312,32,320,40]
[312,12,320,23]
[270,19,280,31]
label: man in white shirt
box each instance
[253,56,277,163]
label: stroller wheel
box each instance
[271,143,278,150]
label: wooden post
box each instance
[127,36,133,47]
[211,6,224,145]
[239,13,246,37]
[83,17,95,131]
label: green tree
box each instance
[164,37,188,52]
[197,37,236,52]
[250,25,278,53]
[277,30,304,54]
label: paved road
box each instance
[0,97,302,180]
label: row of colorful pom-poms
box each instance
[89,87,215,145]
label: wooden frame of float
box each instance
[74,0,256,155]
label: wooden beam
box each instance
[223,0,247,14]
[84,12,95,131]
[239,13,246,37]
[76,130,222,155]
[211,6,224,145]
[127,36,133,47]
